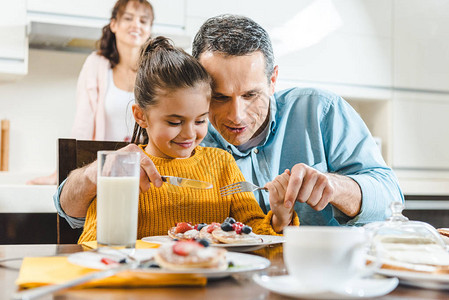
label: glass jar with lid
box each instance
[364,202,449,272]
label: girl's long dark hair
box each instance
[131,36,212,144]
[96,0,154,68]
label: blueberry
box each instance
[173,238,179,241]
[224,217,236,224]
[221,222,234,231]
[148,263,161,268]
[197,239,210,247]
[242,225,252,234]
[197,223,207,231]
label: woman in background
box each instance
[28,0,154,185]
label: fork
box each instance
[220,181,268,197]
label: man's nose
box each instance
[227,98,245,124]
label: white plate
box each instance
[368,253,449,290]
[253,274,399,299]
[141,235,285,252]
[377,268,449,290]
[68,249,270,279]
[68,248,155,270]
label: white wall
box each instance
[0,49,88,173]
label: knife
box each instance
[161,176,213,189]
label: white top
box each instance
[104,69,135,141]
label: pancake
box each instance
[437,228,449,238]
[198,223,221,244]
[212,227,263,244]
[154,240,228,270]
[167,227,200,240]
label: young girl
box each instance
[78,37,298,242]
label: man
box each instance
[191,15,403,226]
[55,14,403,229]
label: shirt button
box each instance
[253,148,259,154]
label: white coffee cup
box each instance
[284,226,376,291]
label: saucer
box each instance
[253,274,398,299]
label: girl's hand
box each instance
[265,169,295,232]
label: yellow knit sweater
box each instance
[79,146,299,243]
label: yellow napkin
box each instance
[81,240,160,250]
[16,242,207,289]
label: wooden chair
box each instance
[57,138,129,244]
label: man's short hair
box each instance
[192,14,274,82]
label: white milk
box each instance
[97,176,139,247]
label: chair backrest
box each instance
[57,138,129,244]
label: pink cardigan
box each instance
[71,52,110,140]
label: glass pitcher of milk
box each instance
[97,151,140,248]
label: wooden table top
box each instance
[1,244,449,300]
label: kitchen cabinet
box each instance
[273,0,392,88]
[392,91,449,196]
[0,213,57,244]
[27,0,189,48]
[0,0,28,80]
[393,0,449,92]
[390,0,449,195]
[186,0,392,89]
[392,91,449,170]
[27,0,185,28]
[27,0,115,21]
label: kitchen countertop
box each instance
[0,184,57,213]
[0,171,57,213]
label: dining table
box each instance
[1,243,449,300]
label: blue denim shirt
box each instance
[54,87,403,228]
[201,87,404,226]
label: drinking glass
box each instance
[97,151,140,248]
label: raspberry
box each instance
[175,222,194,234]
[172,240,201,256]
[207,222,220,233]
[232,222,244,234]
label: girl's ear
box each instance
[132,104,148,128]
